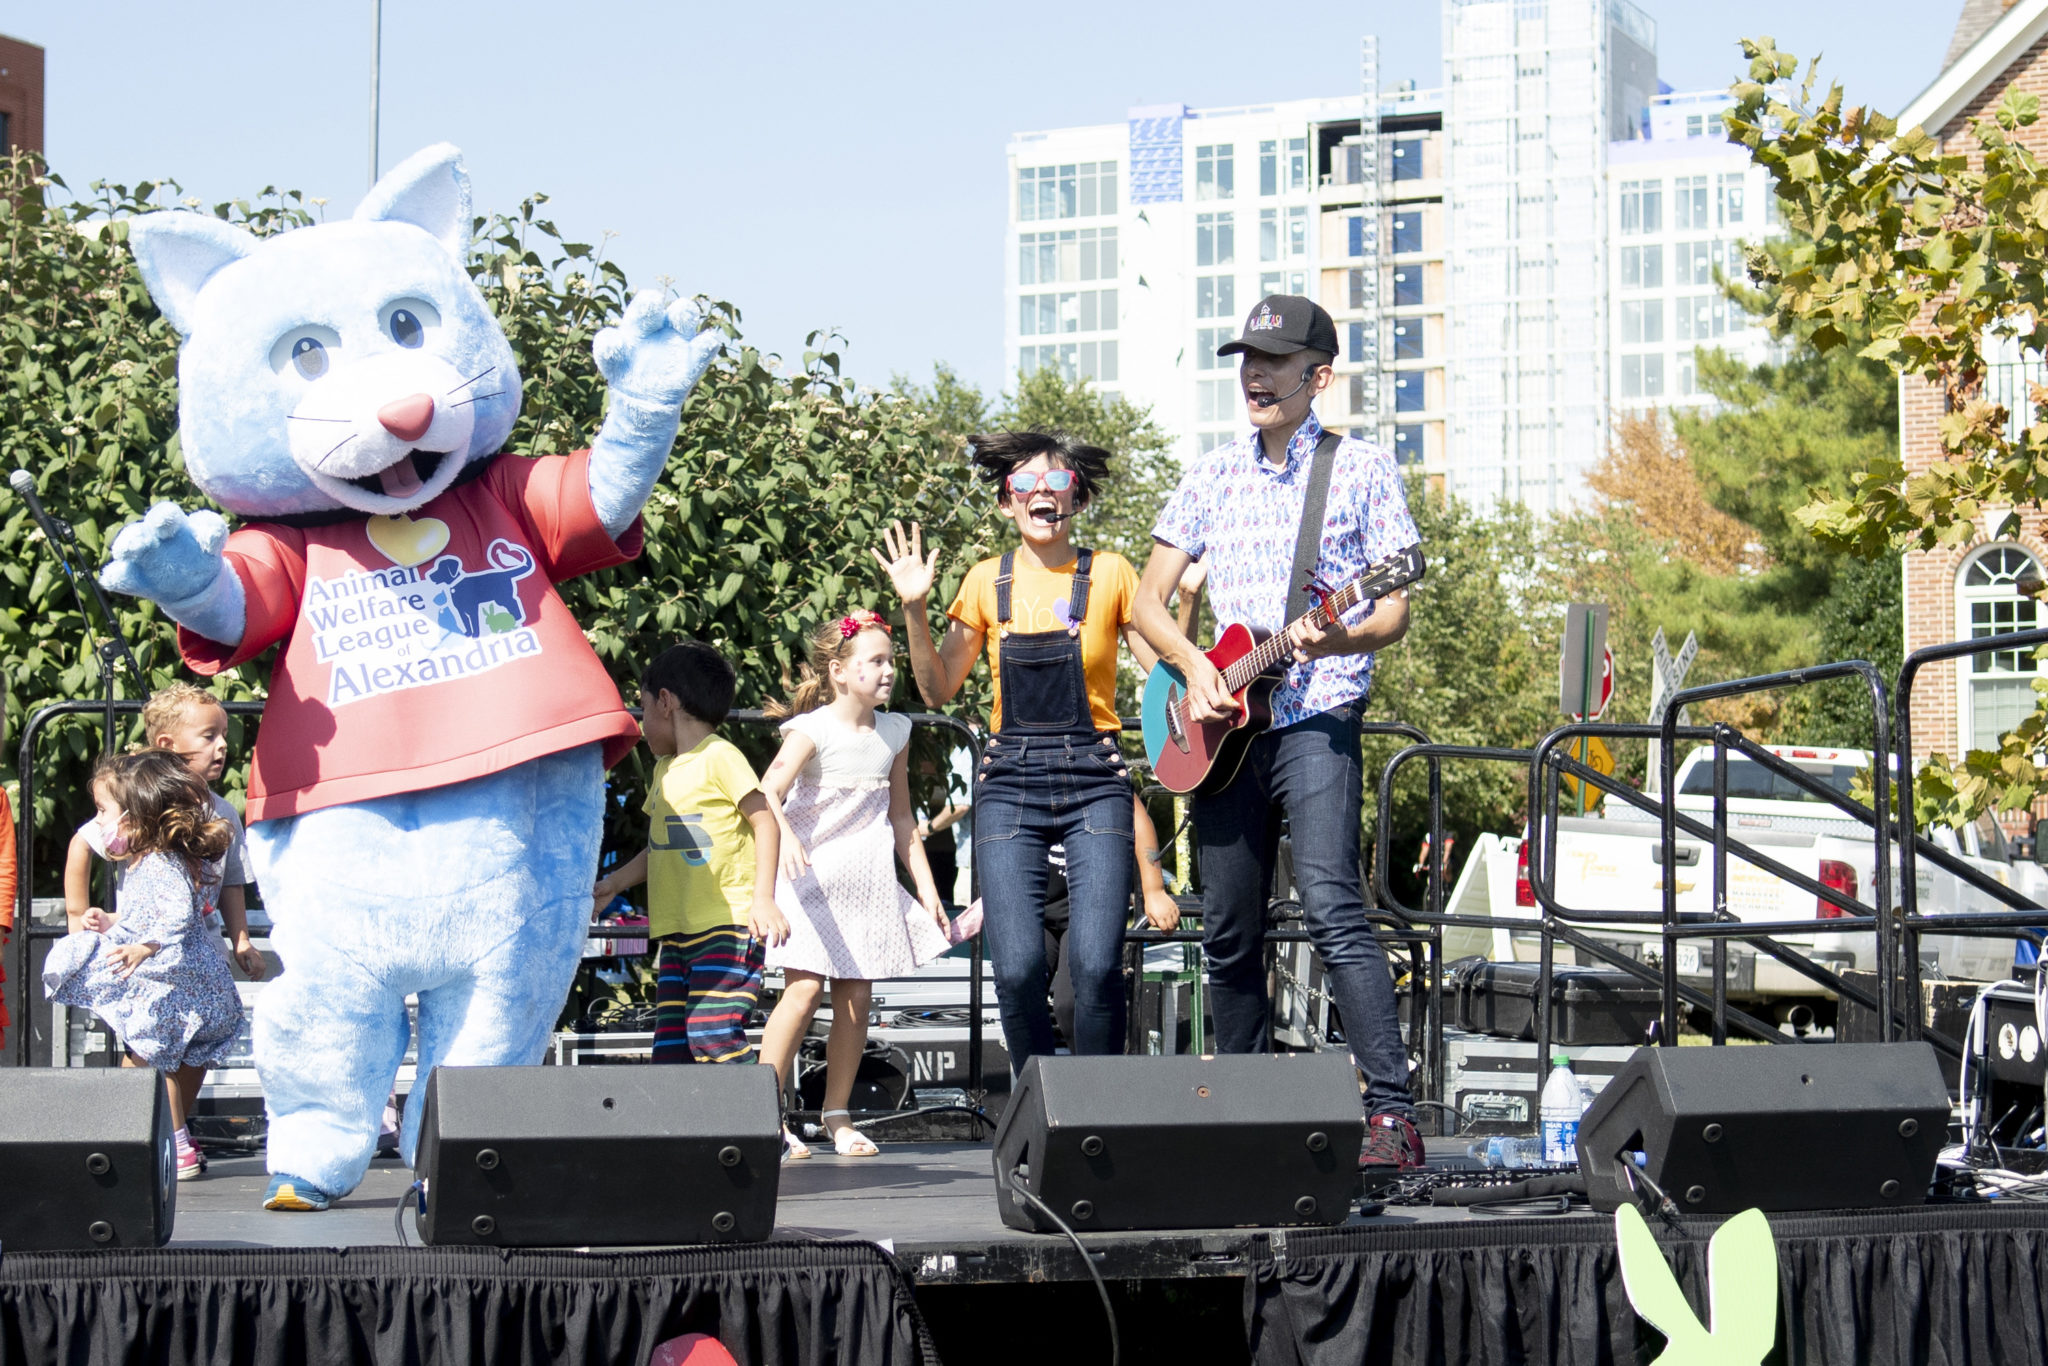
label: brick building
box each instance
[1897,0,2048,789]
[0,32,42,159]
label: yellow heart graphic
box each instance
[366,513,451,569]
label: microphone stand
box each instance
[11,472,149,760]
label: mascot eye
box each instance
[388,309,425,348]
[271,324,341,379]
[291,337,329,378]
[378,297,441,349]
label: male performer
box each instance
[1134,295,1424,1169]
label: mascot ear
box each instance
[125,212,258,336]
[356,143,472,259]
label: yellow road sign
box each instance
[1560,735,1615,812]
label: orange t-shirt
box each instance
[180,451,641,821]
[946,550,1137,733]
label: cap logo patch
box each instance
[1249,306,1284,332]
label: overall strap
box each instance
[1068,548,1095,624]
[1284,431,1343,624]
[996,551,1015,626]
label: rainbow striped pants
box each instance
[652,926,764,1064]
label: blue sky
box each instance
[10,1,1957,398]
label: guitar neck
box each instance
[1219,580,1365,693]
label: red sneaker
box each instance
[176,1144,204,1182]
[1359,1112,1426,1171]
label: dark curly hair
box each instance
[93,749,232,886]
[967,430,1113,511]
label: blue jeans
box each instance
[1192,702,1415,1119]
[974,733,1135,1069]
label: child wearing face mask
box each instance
[754,611,952,1160]
[62,684,265,1179]
[65,684,264,979]
[44,750,248,1181]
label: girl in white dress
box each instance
[757,611,952,1157]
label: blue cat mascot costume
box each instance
[104,145,718,1211]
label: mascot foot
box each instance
[263,1173,333,1212]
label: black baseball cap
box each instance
[1216,294,1340,358]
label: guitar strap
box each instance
[1283,431,1343,624]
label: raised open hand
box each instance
[870,520,940,604]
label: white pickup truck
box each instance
[1443,746,2029,1009]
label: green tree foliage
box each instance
[893,361,1180,572]
[1671,304,1903,748]
[0,157,314,873]
[1364,483,1556,900]
[0,156,1003,891]
[1730,38,2048,822]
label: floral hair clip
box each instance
[837,609,889,640]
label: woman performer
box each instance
[873,431,1157,1069]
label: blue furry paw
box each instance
[592,290,721,408]
[103,502,246,643]
[262,1172,333,1212]
[104,502,228,602]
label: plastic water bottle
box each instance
[1466,1135,1546,1168]
[1540,1054,1584,1165]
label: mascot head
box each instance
[127,144,520,521]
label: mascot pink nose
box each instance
[377,393,436,443]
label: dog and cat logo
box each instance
[423,541,534,638]
[307,537,544,705]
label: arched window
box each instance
[1957,545,2040,751]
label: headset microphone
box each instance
[1249,364,1320,410]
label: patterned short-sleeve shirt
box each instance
[1150,410,1419,730]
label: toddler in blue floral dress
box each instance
[44,750,246,1179]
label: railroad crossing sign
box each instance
[1650,627,1699,715]
[1646,628,1700,790]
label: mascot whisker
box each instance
[105,144,718,1212]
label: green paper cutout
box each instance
[1615,1204,1778,1365]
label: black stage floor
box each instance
[170,1140,1482,1284]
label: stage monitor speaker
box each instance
[992,1053,1363,1233]
[415,1063,780,1246]
[1576,1041,1949,1214]
[0,1069,175,1250]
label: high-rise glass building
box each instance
[1004,89,1448,474]
[1441,0,1655,510]
[1001,1,1779,506]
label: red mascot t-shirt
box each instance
[180,450,642,822]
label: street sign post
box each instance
[1568,646,1614,721]
[1562,605,1610,813]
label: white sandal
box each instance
[821,1109,878,1157]
[782,1126,812,1161]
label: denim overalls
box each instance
[972,548,1135,1069]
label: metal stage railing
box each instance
[7,701,987,1076]
[17,629,2048,1123]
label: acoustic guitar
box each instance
[1140,545,1425,794]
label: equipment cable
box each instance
[1007,1169,1118,1366]
[849,1104,995,1129]
[393,1178,424,1246]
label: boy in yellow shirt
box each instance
[593,641,788,1063]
